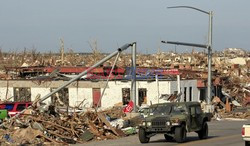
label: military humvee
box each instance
[138,102,212,143]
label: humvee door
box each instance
[189,105,203,131]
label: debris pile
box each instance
[0,104,139,145]
[212,74,250,119]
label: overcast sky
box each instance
[0,0,250,53]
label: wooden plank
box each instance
[97,113,125,137]
[87,120,101,136]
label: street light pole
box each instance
[167,6,213,105]
[131,42,137,112]
[207,11,213,105]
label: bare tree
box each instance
[60,38,65,66]
[21,47,27,65]
[67,47,75,66]
[88,39,101,63]
[31,47,40,64]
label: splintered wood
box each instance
[0,107,125,145]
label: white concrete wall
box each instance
[0,87,14,101]
[31,88,51,104]
[0,79,200,109]
[68,80,172,108]
[101,81,130,108]
[141,80,171,104]
[170,80,199,102]
[69,88,92,108]
[100,80,172,108]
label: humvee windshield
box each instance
[149,105,171,115]
[171,105,187,114]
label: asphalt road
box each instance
[81,119,249,146]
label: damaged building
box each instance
[0,66,211,109]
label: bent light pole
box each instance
[163,6,213,107]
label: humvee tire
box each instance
[175,125,186,143]
[198,122,208,139]
[164,134,173,141]
[139,128,150,143]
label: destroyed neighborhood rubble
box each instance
[0,47,249,144]
[0,102,140,145]
[212,74,250,120]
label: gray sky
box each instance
[0,0,250,53]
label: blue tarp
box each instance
[124,67,171,80]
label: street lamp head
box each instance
[167,5,209,15]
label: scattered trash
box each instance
[110,118,127,129]
[121,127,137,135]
[3,134,14,143]
[79,130,94,142]
[232,100,241,107]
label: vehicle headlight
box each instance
[171,118,180,125]
[142,122,146,126]
[174,118,180,123]
[147,122,152,127]
[166,121,170,126]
